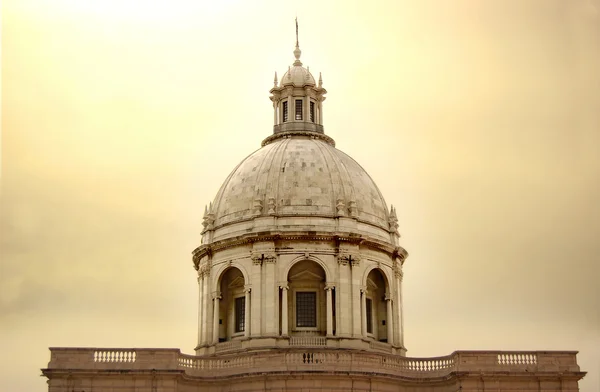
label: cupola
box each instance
[269,21,327,138]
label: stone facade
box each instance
[193,232,406,356]
[43,348,585,392]
[41,31,586,392]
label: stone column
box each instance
[264,256,277,335]
[360,288,367,338]
[273,102,277,125]
[395,268,404,348]
[197,272,204,346]
[385,295,393,345]
[250,257,262,337]
[280,285,289,337]
[212,293,221,344]
[244,286,251,338]
[201,272,210,345]
[337,258,351,337]
[319,100,323,125]
[350,260,362,337]
[304,95,309,122]
[325,285,334,337]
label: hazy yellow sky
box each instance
[2,0,599,390]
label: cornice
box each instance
[192,232,408,268]
[208,212,394,238]
[262,131,335,147]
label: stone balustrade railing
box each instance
[46,348,581,379]
[289,336,327,347]
[214,340,243,353]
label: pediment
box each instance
[367,277,379,290]
[228,276,245,288]
[289,269,324,281]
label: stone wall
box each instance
[43,348,585,392]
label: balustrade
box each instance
[215,340,242,353]
[93,350,136,363]
[497,352,537,365]
[47,348,579,379]
[289,336,327,347]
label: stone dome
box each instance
[281,64,316,87]
[206,134,394,244]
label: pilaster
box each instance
[250,255,262,337]
[280,284,289,337]
[336,255,352,337]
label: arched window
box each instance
[365,269,389,342]
[219,267,246,341]
[285,260,326,335]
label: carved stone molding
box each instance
[267,198,276,214]
[348,200,358,217]
[337,252,361,267]
[251,252,277,265]
[392,247,408,265]
[192,247,212,270]
[244,285,252,294]
[388,205,399,233]
[212,292,222,301]
[196,260,211,278]
[194,233,398,258]
[253,199,263,215]
[393,264,403,280]
[325,283,336,291]
[202,203,215,233]
[336,199,346,217]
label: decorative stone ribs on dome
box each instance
[205,137,394,244]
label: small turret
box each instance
[268,19,327,138]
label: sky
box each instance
[2,0,599,390]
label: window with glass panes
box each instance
[295,292,316,327]
[282,101,288,122]
[235,297,245,333]
[310,101,315,122]
[295,99,303,120]
[366,298,373,334]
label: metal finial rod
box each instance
[295,17,299,47]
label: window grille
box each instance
[282,101,288,122]
[235,297,245,333]
[296,292,316,327]
[310,101,315,122]
[295,99,303,120]
[366,298,373,334]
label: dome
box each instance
[206,135,394,244]
[281,64,316,87]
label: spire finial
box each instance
[274,71,278,87]
[293,18,302,65]
[295,17,299,48]
[319,72,323,87]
